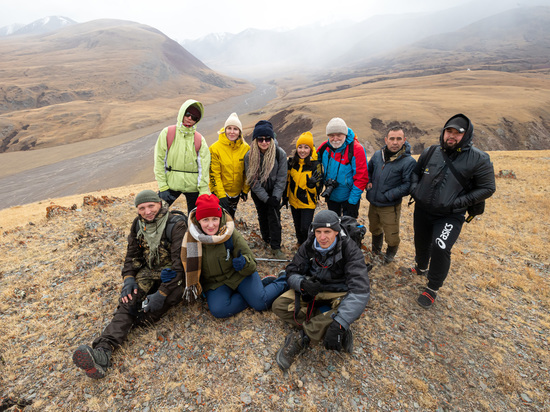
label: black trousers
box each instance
[327,199,360,218]
[158,190,199,215]
[290,206,315,245]
[251,192,282,249]
[413,206,465,291]
[93,281,183,352]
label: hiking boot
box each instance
[73,345,111,379]
[371,233,384,256]
[401,265,428,277]
[417,288,437,309]
[276,330,310,371]
[384,245,399,264]
[272,248,286,260]
[262,275,276,286]
[342,328,354,353]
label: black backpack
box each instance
[339,215,366,248]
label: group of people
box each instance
[72,99,496,378]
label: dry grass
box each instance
[0,150,549,410]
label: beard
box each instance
[330,141,344,149]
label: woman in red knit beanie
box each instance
[181,194,287,318]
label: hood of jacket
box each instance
[439,113,473,152]
[177,99,204,132]
[328,128,355,153]
[217,127,245,147]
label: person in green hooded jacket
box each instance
[154,99,211,213]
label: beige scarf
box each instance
[181,211,234,301]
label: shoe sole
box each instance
[275,347,290,371]
[73,347,107,379]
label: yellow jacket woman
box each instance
[209,113,250,218]
[285,132,323,244]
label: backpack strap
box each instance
[165,211,187,243]
[164,126,202,173]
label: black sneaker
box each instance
[262,276,276,286]
[417,288,437,309]
[275,331,310,371]
[342,328,354,353]
[401,266,428,277]
[73,345,111,379]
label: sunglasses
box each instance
[256,137,272,143]
[184,112,199,122]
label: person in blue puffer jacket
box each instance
[317,117,369,218]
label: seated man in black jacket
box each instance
[272,210,370,371]
[72,190,187,379]
[409,113,496,308]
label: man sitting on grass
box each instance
[72,190,187,379]
[272,210,370,371]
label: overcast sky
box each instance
[1,0,473,40]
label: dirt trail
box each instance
[0,84,276,210]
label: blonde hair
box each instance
[246,140,276,186]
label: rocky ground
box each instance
[0,152,549,411]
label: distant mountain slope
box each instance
[10,16,77,36]
[0,19,252,152]
[357,6,550,74]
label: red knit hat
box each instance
[195,194,222,221]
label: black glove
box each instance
[240,191,248,202]
[219,196,231,211]
[232,250,246,271]
[306,170,321,189]
[324,320,346,351]
[281,196,289,209]
[158,190,173,203]
[300,279,323,297]
[121,277,138,300]
[143,291,166,313]
[266,196,280,208]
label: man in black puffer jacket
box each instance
[272,210,370,371]
[409,114,496,308]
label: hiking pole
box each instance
[256,257,291,262]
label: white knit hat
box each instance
[224,112,242,131]
[326,117,348,135]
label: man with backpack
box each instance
[366,126,416,264]
[317,118,369,218]
[154,99,211,213]
[408,114,496,308]
[272,210,370,371]
[72,190,187,379]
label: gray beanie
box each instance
[134,190,161,207]
[326,117,348,136]
[311,210,341,232]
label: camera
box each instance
[320,179,338,199]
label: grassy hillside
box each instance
[0,150,548,410]
[0,19,253,153]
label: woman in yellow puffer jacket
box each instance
[209,113,250,218]
[285,132,323,245]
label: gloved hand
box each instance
[324,320,346,351]
[158,190,172,203]
[266,196,280,209]
[281,196,289,209]
[240,191,248,202]
[143,291,166,313]
[160,268,177,283]
[232,249,246,271]
[300,279,323,297]
[306,170,321,189]
[219,196,231,211]
[121,277,138,303]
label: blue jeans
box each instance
[205,272,288,318]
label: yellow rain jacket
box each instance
[209,127,250,198]
[287,149,322,209]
